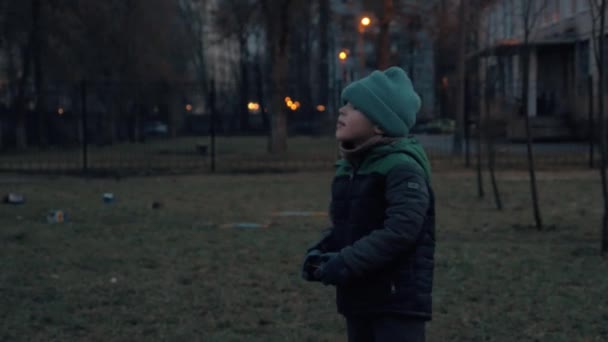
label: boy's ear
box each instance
[373,126,384,135]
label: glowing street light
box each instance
[338,50,348,61]
[361,16,371,27]
[285,97,301,111]
[247,102,260,112]
[316,104,326,112]
[185,104,193,112]
[57,107,65,116]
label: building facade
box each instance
[330,0,438,118]
[473,0,608,140]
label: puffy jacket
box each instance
[311,137,435,319]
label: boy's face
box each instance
[336,102,382,144]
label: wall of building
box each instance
[330,0,438,118]
[478,0,608,137]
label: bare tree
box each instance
[1,0,34,149]
[427,0,460,120]
[179,0,210,98]
[214,0,259,133]
[260,0,300,154]
[453,0,467,157]
[518,0,549,230]
[376,0,395,70]
[318,0,330,120]
[588,0,608,254]
[484,60,503,210]
[468,0,484,198]
[475,0,503,209]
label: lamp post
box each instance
[335,49,349,138]
[358,16,371,77]
[338,49,349,83]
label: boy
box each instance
[301,66,435,342]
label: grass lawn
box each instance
[1,171,607,341]
[0,135,593,173]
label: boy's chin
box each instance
[335,135,353,143]
[335,132,346,141]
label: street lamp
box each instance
[358,16,372,77]
[338,50,348,61]
[360,16,371,27]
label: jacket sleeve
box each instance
[340,164,430,276]
[307,227,337,253]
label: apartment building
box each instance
[472,0,608,140]
[330,0,438,117]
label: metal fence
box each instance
[0,81,599,175]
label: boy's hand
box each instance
[301,249,323,282]
[314,252,352,286]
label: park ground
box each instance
[1,170,608,341]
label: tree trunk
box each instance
[169,92,181,138]
[15,44,33,150]
[105,106,118,145]
[376,0,394,70]
[239,35,250,133]
[476,55,484,198]
[266,3,291,155]
[453,0,466,156]
[318,0,329,117]
[521,42,543,230]
[0,117,3,150]
[488,121,503,210]
[483,63,502,210]
[597,0,607,255]
[589,75,595,168]
[301,5,315,133]
[477,112,484,198]
[270,46,288,154]
[132,86,142,143]
[255,58,269,136]
[32,0,47,146]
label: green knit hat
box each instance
[341,66,421,137]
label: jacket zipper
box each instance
[349,164,357,181]
[345,164,357,238]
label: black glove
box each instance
[314,252,352,286]
[301,249,323,282]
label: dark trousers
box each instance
[345,315,426,342]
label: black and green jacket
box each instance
[313,137,435,319]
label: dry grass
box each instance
[1,170,607,341]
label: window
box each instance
[505,57,514,99]
[496,2,504,40]
[543,0,561,25]
[490,8,497,43]
[577,40,590,77]
[514,0,523,35]
[554,0,560,22]
[504,0,514,37]
[570,0,577,16]
[541,0,561,25]
[543,0,551,25]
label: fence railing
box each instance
[0,81,599,175]
[0,134,598,175]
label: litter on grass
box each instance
[220,222,270,229]
[47,210,66,223]
[4,193,25,205]
[103,193,115,204]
